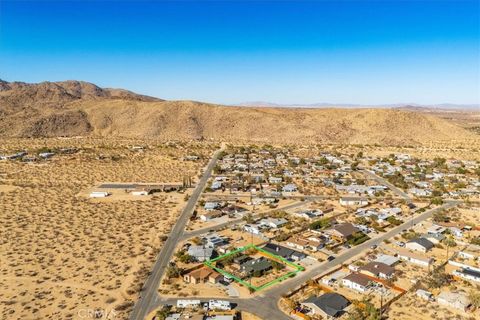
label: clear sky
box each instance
[0,0,479,105]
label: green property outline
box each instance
[203,244,305,291]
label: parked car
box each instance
[327,256,336,262]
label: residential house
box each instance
[282,184,297,193]
[427,225,447,235]
[204,202,220,211]
[452,268,480,283]
[199,210,223,222]
[416,289,434,301]
[437,292,471,312]
[325,223,359,241]
[268,177,283,184]
[262,243,306,261]
[295,209,324,220]
[211,181,223,190]
[240,257,272,275]
[259,217,288,229]
[408,188,432,197]
[243,224,263,235]
[221,205,247,215]
[359,262,395,279]
[424,233,445,244]
[339,197,369,207]
[203,234,226,248]
[406,238,434,253]
[286,235,325,252]
[374,254,399,266]
[183,267,222,284]
[187,246,214,262]
[395,248,434,267]
[448,227,463,238]
[449,259,480,283]
[301,293,350,318]
[342,273,373,292]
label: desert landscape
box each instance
[0,137,215,319]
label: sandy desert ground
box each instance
[0,138,215,320]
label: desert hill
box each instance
[0,80,477,145]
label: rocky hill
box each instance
[0,80,477,145]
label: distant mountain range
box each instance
[235,101,479,110]
[0,79,478,145]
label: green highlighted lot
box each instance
[204,244,305,292]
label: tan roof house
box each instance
[183,267,222,284]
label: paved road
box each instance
[361,169,412,202]
[159,297,291,320]
[147,201,460,319]
[129,147,224,320]
[181,201,307,240]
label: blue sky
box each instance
[0,0,479,105]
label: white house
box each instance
[427,225,447,235]
[211,181,223,190]
[416,289,434,301]
[396,248,433,267]
[244,224,262,235]
[282,184,297,193]
[374,254,400,266]
[408,188,432,197]
[405,238,434,253]
[448,227,463,238]
[187,245,214,262]
[339,197,368,207]
[268,176,283,184]
[259,217,288,229]
[449,261,480,283]
[295,209,324,220]
[452,268,480,283]
[204,202,220,211]
[89,191,110,198]
[342,273,372,293]
[437,292,471,312]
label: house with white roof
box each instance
[437,292,471,312]
[339,197,368,207]
[282,184,297,193]
[187,246,214,262]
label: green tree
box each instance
[426,269,451,289]
[309,218,331,230]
